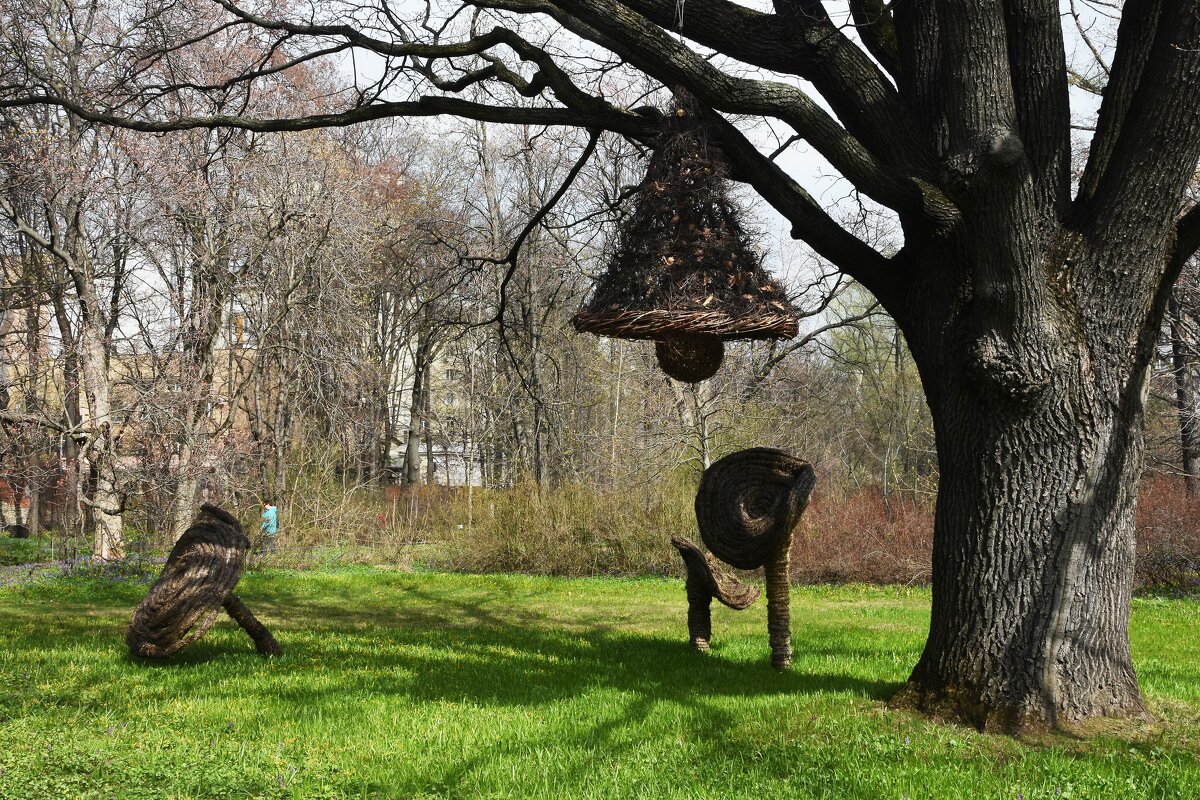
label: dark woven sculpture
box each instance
[126,504,282,658]
[695,448,815,668]
[572,92,797,382]
[671,534,761,651]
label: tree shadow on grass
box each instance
[192,587,904,796]
[8,575,1200,797]
[198,577,901,704]
[2,571,905,702]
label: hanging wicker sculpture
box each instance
[573,92,798,382]
[126,504,282,659]
[694,448,814,668]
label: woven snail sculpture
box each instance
[126,504,281,658]
[691,448,815,668]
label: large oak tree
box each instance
[5,0,1200,730]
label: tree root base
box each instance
[888,680,1152,735]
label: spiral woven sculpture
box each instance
[695,448,815,668]
[126,504,281,658]
[671,534,760,651]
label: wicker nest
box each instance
[126,504,281,659]
[654,334,724,384]
[694,448,815,668]
[572,92,797,382]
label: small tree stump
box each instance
[695,448,815,669]
[126,504,281,658]
[671,534,760,651]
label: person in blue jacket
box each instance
[260,501,278,554]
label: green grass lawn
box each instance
[0,536,47,566]
[2,567,1200,799]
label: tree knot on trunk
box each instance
[966,332,1054,402]
[987,128,1026,169]
[945,128,1027,193]
[911,178,962,236]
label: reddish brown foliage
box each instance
[1134,476,1200,590]
[791,479,1200,590]
[791,487,934,586]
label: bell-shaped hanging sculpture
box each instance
[573,92,798,382]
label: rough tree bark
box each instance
[403,327,435,486]
[77,300,124,561]
[169,239,230,542]
[0,197,126,561]
[879,4,1200,729]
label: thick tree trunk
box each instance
[170,312,224,540]
[171,453,199,543]
[873,0,1200,724]
[89,455,124,562]
[79,318,124,561]
[893,365,1149,729]
[51,300,83,538]
[423,386,436,485]
[403,332,433,486]
[26,479,39,538]
[403,411,423,487]
[889,226,1169,730]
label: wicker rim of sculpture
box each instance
[694,448,815,668]
[695,448,815,571]
[671,534,761,610]
[126,503,281,659]
[572,309,798,340]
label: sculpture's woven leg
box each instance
[222,594,283,657]
[672,534,759,652]
[685,577,713,651]
[765,545,792,669]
